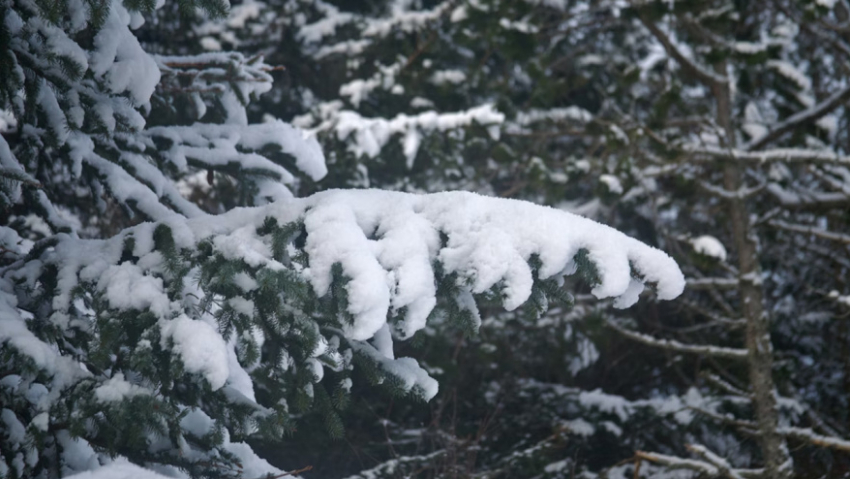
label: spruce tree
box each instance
[0,0,686,478]
[183,0,850,477]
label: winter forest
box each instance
[5,0,850,477]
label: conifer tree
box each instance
[0,0,686,478]
[184,0,850,477]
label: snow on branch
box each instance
[686,145,850,165]
[298,190,684,338]
[634,450,724,476]
[765,183,850,210]
[744,83,850,151]
[300,103,505,168]
[635,449,763,479]
[686,277,739,290]
[781,427,850,453]
[637,16,728,88]
[606,320,748,359]
[298,0,451,47]
[340,450,447,479]
[15,190,684,381]
[688,409,850,454]
[768,220,850,245]
[686,444,752,479]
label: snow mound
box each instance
[691,235,727,262]
[300,190,684,340]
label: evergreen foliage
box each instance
[7,0,850,477]
[179,0,850,477]
[0,2,686,478]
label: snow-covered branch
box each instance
[637,16,728,88]
[744,83,850,151]
[634,450,724,476]
[686,444,749,479]
[768,220,850,245]
[698,180,765,200]
[701,372,750,398]
[635,449,762,479]
[686,277,739,290]
[781,427,850,453]
[606,321,748,359]
[686,146,850,165]
[340,450,447,479]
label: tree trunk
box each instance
[712,62,793,478]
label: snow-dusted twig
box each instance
[635,449,762,479]
[686,146,850,165]
[687,278,738,290]
[692,408,850,454]
[744,83,850,151]
[686,444,747,479]
[636,15,728,88]
[768,220,850,245]
[341,450,447,479]
[698,180,765,200]
[605,321,748,359]
[700,372,750,398]
[678,300,745,331]
[766,183,850,210]
[634,450,721,476]
[690,406,758,430]
[249,465,312,479]
[780,427,850,453]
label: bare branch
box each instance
[248,465,312,479]
[686,146,850,165]
[701,372,750,398]
[765,183,850,210]
[690,406,758,430]
[634,450,720,475]
[635,449,761,478]
[769,220,850,245]
[699,180,765,200]
[636,16,729,88]
[780,427,850,453]
[686,444,748,479]
[744,84,850,151]
[606,321,748,359]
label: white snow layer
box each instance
[599,174,624,194]
[690,235,727,261]
[89,0,161,106]
[314,103,504,167]
[299,190,684,340]
[65,460,174,479]
[37,189,683,351]
[161,315,231,390]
